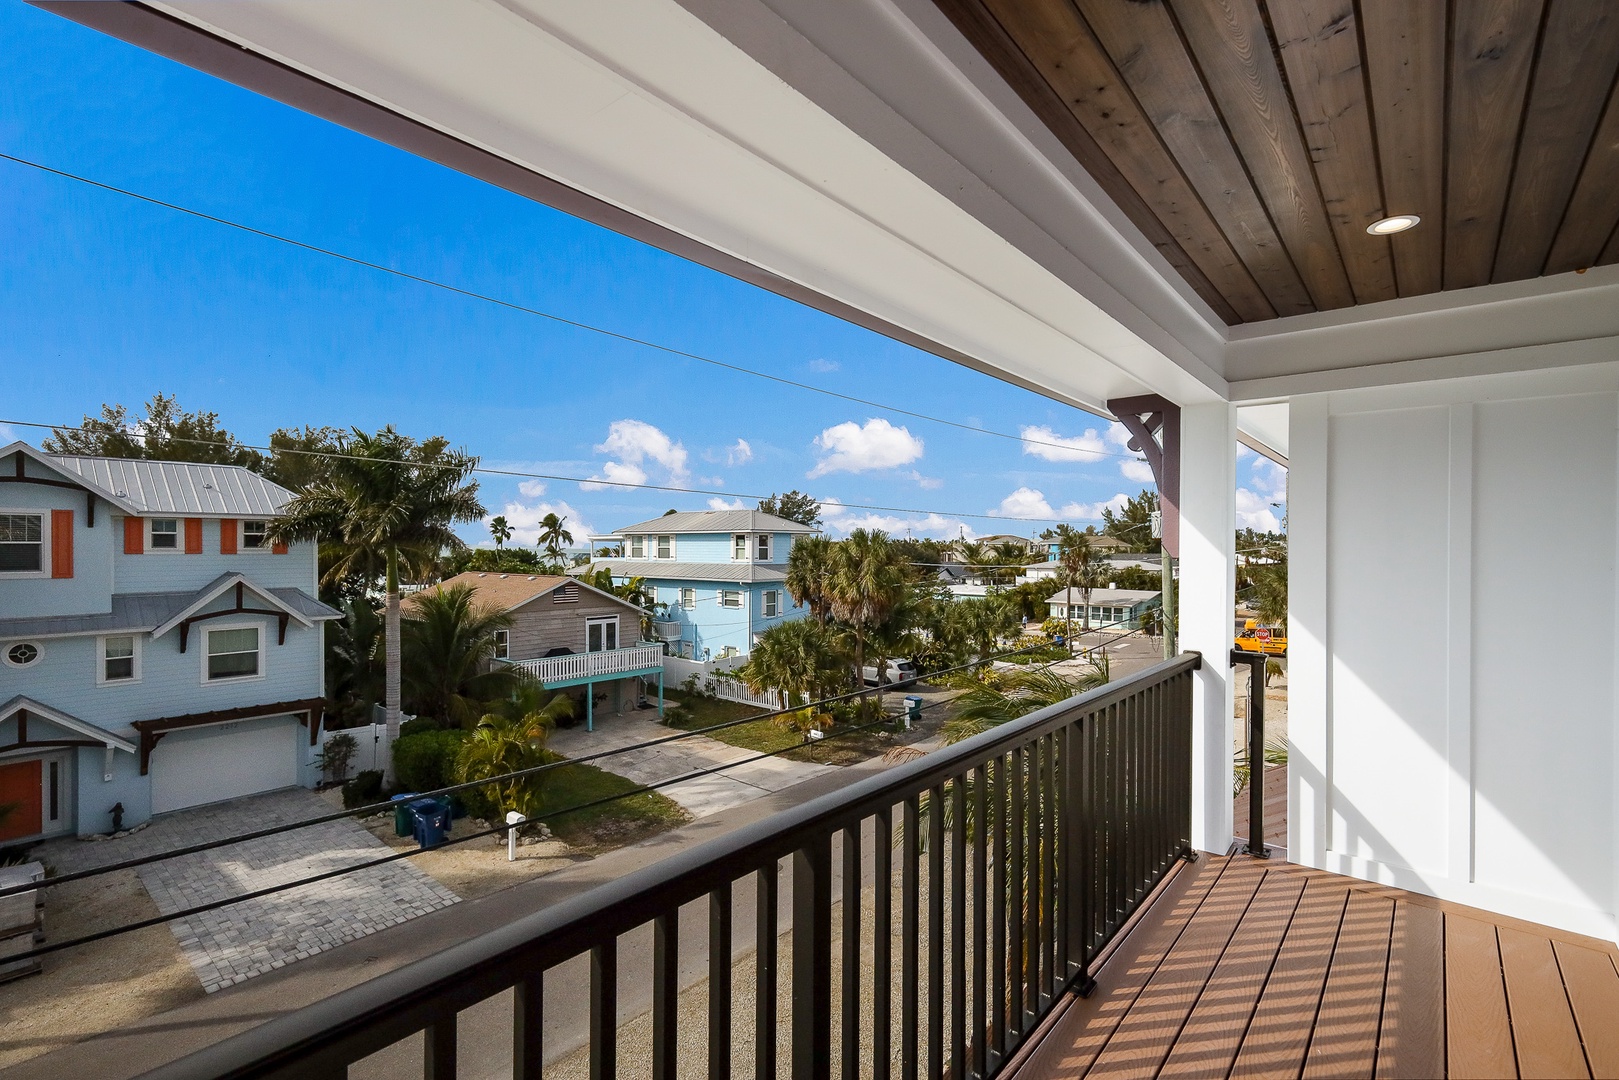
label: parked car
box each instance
[861,659,920,688]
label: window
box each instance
[242,519,269,549]
[0,513,43,573]
[720,590,742,609]
[629,535,645,558]
[680,587,696,610]
[656,535,673,559]
[756,534,771,561]
[100,635,139,683]
[205,625,261,681]
[493,628,510,660]
[587,617,619,653]
[734,533,748,560]
[149,518,179,551]
[4,641,42,668]
[763,590,780,617]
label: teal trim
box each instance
[539,664,662,691]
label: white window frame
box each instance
[719,589,742,609]
[629,535,645,559]
[733,533,748,561]
[97,633,142,685]
[240,519,271,552]
[680,587,696,610]
[147,517,182,554]
[3,640,44,668]
[762,590,780,618]
[492,628,510,661]
[586,616,620,653]
[756,534,771,562]
[201,622,266,684]
[656,534,674,559]
[0,510,48,579]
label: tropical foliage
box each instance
[456,692,574,819]
[325,597,385,727]
[737,617,850,709]
[941,657,1110,746]
[756,490,822,527]
[401,584,519,728]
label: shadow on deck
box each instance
[1010,853,1619,1079]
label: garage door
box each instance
[150,718,299,814]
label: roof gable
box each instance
[47,455,294,517]
[613,509,818,535]
[428,572,643,614]
[0,695,137,753]
[151,572,317,640]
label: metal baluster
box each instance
[792,837,832,1080]
[514,971,543,1080]
[591,940,616,1080]
[841,824,862,1079]
[1057,725,1072,985]
[1009,745,1025,1034]
[711,881,733,1080]
[901,795,920,1080]
[951,775,967,1077]
[756,863,779,1080]
[654,912,679,1080]
[425,1014,456,1080]
[1075,716,1097,997]
[1040,734,1055,1005]
[991,755,1006,1062]
[1125,694,1138,910]
[874,807,893,1080]
[928,783,945,1080]
[972,763,989,1079]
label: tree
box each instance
[991,540,1029,585]
[1055,526,1109,640]
[456,694,573,820]
[942,657,1110,745]
[443,546,543,577]
[738,618,849,709]
[957,540,992,584]
[827,529,908,693]
[325,597,385,728]
[537,513,574,565]
[488,515,513,549]
[757,490,822,528]
[43,393,263,467]
[785,535,837,625]
[1002,578,1061,622]
[263,425,344,491]
[401,583,520,728]
[1102,490,1161,552]
[267,426,485,749]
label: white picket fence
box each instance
[320,722,391,781]
[662,655,785,709]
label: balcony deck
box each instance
[501,642,664,688]
[1010,854,1619,1080]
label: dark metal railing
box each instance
[150,654,1201,1080]
[1230,649,1271,858]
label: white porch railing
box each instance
[503,643,665,685]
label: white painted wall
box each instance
[1289,363,1619,939]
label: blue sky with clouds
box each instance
[0,3,1284,547]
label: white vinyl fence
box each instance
[662,655,785,710]
[320,722,392,781]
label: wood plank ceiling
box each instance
[934,0,1619,324]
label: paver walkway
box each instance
[548,712,836,817]
[44,789,458,993]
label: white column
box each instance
[1179,402,1237,855]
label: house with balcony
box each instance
[39,3,1619,1077]
[0,442,338,842]
[580,509,815,660]
[425,572,659,731]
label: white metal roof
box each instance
[574,559,788,584]
[47,455,295,517]
[1047,588,1162,605]
[613,510,817,535]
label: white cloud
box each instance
[0,424,16,444]
[725,438,752,466]
[1106,422,1134,447]
[517,479,547,498]
[1057,493,1130,521]
[1236,488,1282,533]
[993,487,1055,520]
[808,418,923,477]
[707,496,746,511]
[808,358,840,373]
[1019,425,1109,463]
[582,419,687,491]
[491,500,597,548]
[1120,458,1156,483]
[821,498,975,540]
[1249,458,1288,497]
[908,470,943,490]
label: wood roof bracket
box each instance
[1107,395,1180,559]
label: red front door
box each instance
[0,760,43,842]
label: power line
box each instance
[0,151,1145,463]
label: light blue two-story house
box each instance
[581,509,815,660]
[0,442,340,843]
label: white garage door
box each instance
[150,718,300,814]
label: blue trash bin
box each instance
[390,793,420,837]
[409,798,451,849]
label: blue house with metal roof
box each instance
[581,509,816,660]
[0,442,340,841]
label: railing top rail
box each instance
[154,651,1200,1080]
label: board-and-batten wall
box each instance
[1290,364,1619,940]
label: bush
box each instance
[342,769,384,809]
[392,729,468,795]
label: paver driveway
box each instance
[46,789,458,993]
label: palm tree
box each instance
[326,597,385,727]
[538,513,573,565]
[456,694,573,819]
[784,535,836,625]
[1055,527,1109,641]
[488,515,512,549]
[942,656,1110,745]
[402,584,520,728]
[739,618,848,709]
[992,540,1028,585]
[958,539,992,583]
[268,427,485,751]
[828,529,907,693]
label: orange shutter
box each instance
[184,518,203,554]
[50,510,73,578]
[271,538,289,555]
[219,518,238,555]
[123,516,143,555]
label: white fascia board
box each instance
[151,0,1224,411]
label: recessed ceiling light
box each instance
[1368,214,1421,235]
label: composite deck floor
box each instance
[1013,854,1619,1079]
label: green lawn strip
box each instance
[534,760,688,850]
[660,691,894,767]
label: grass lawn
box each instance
[661,691,895,766]
[535,759,688,851]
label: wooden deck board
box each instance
[1019,856,1613,1079]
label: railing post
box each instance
[1230,650,1270,858]
[792,836,832,1080]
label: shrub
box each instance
[316,732,359,785]
[392,729,468,795]
[342,769,384,809]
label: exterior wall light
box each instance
[1367,214,1421,235]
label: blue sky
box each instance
[0,2,1284,547]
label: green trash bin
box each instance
[903,695,923,728]
[391,793,420,837]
